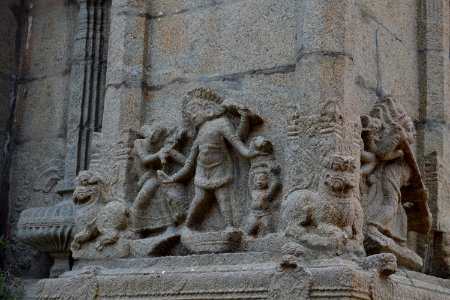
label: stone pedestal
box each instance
[36,254,450,300]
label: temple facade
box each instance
[2,0,450,299]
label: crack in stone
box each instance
[375,27,382,97]
[17,67,72,84]
[359,5,406,47]
[296,50,354,63]
[115,0,242,20]
[106,64,296,92]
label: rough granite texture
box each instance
[2,0,450,299]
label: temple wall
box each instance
[2,0,450,298]
[2,0,76,278]
[0,0,21,238]
[354,0,420,117]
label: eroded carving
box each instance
[131,124,187,237]
[71,171,131,258]
[360,96,431,270]
[246,136,280,238]
[157,88,260,231]
[283,154,364,258]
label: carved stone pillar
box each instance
[17,200,75,277]
[97,0,149,202]
[17,0,111,277]
[288,0,361,205]
[56,0,110,200]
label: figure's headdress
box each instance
[186,87,223,104]
[183,87,226,125]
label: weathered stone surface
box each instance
[146,0,297,86]
[36,255,450,300]
[15,76,70,142]
[19,1,75,79]
[5,0,450,299]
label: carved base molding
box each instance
[35,253,450,300]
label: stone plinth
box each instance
[36,253,450,300]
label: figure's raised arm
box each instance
[221,119,257,158]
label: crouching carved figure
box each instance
[71,171,130,255]
[360,96,431,270]
[283,154,365,258]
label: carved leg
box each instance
[72,227,99,250]
[214,185,235,228]
[95,229,119,251]
[131,178,159,230]
[246,213,259,236]
[163,183,186,225]
[259,214,271,237]
[186,186,210,228]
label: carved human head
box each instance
[250,136,274,155]
[251,170,270,190]
[370,96,416,144]
[140,124,169,145]
[74,171,108,205]
[185,87,226,127]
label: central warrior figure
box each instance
[158,87,258,230]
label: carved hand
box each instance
[248,148,262,158]
[237,106,250,117]
[157,148,171,164]
[157,170,174,183]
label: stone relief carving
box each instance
[131,124,187,237]
[13,159,65,277]
[71,171,131,258]
[246,136,280,238]
[66,91,431,271]
[283,154,364,258]
[156,87,266,252]
[158,88,259,229]
[360,96,431,270]
[68,87,281,257]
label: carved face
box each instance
[150,126,168,145]
[252,172,270,190]
[73,171,105,205]
[187,98,224,127]
[322,156,357,195]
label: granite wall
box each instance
[1,0,76,278]
[2,0,450,284]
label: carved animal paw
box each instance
[71,240,82,250]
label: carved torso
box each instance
[193,117,236,189]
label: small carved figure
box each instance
[283,154,364,257]
[158,87,259,230]
[360,96,431,269]
[71,171,129,251]
[132,124,187,236]
[246,137,280,237]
